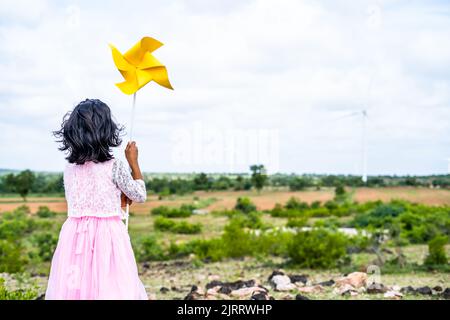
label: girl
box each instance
[45,98,148,300]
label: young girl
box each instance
[45,98,148,300]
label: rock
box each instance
[281,294,294,300]
[184,285,204,300]
[384,290,403,300]
[206,288,219,296]
[288,274,308,285]
[432,286,443,292]
[335,284,358,296]
[142,262,150,269]
[318,279,335,287]
[268,270,285,282]
[441,288,450,299]
[297,285,324,294]
[295,294,310,300]
[366,282,388,294]
[160,287,170,294]
[335,272,367,289]
[171,286,182,292]
[400,286,416,295]
[206,279,255,292]
[230,286,266,299]
[206,280,223,289]
[269,274,297,291]
[251,291,271,300]
[416,286,432,295]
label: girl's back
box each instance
[45,99,148,300]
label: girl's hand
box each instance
[121,192,132,207]
[125,141,139,167]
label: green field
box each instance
[0,188,449,300]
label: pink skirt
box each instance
[45,216,148,300]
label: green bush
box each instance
[32,232,58,261]
[285,197,309,211]
[424,235,448,265]
[231,212,265,229]
[36,206,56,218]
[221,219,254,258]
[0,278,38,300]
[172,221,202,234]
[286,217,308,228]
[288,228,349,268]
[153,217,202,234]
[234,197,256,213]
[151,205,193,218]
[0,240,28,273]
[134,236,166,262]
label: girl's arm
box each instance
[112,141,147,203]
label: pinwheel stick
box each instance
[124,92,137,230]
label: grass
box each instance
[1,188,449,300]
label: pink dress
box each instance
[45,159,148,300]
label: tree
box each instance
[13,170,36,201]
[289,177,309,191]
[250,164,267,193]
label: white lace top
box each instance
[64,158,146,218]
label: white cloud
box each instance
[0,0,449,175]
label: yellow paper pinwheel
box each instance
[109,36,173,95]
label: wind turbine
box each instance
[336,109,368,183]
[333,74,374,184]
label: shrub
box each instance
[153,216,176,231]
[285,197,309,211]
[172,221,202,234]
[222,219,254,258]
[234,197,256,214]
[153,217,202,234]
[424,235,448,265]
[286,217,308,229]
[0,278,38,300]
[32,232,58,261]
[324,200,338,212]
[134,236,166,262]
[0,240,28,273]
[311,201,321,209]
[151,205,193,218]
[288,229,349,268]
[36,206,56,218]
[231,212,265,229]
[0,210,36,240]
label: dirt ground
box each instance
[1,187,449,215]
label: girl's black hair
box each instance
[53,99,124,164]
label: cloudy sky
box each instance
[0,0,449,175]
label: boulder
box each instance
[442,288,450,299]
[335,283,358,296]
[318,279,335,287]
[230,286,266,299]
[400,286,416,295]
[160,287,170,294]
[366,282,388,294]
[289,274,308,285]
[268,270,286,282]
[295,294,310,300]
[416,286,432,295]
[335,272,367,289]
[269,274,297,291]
[251,291,272,300]
[384,290,403,300]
